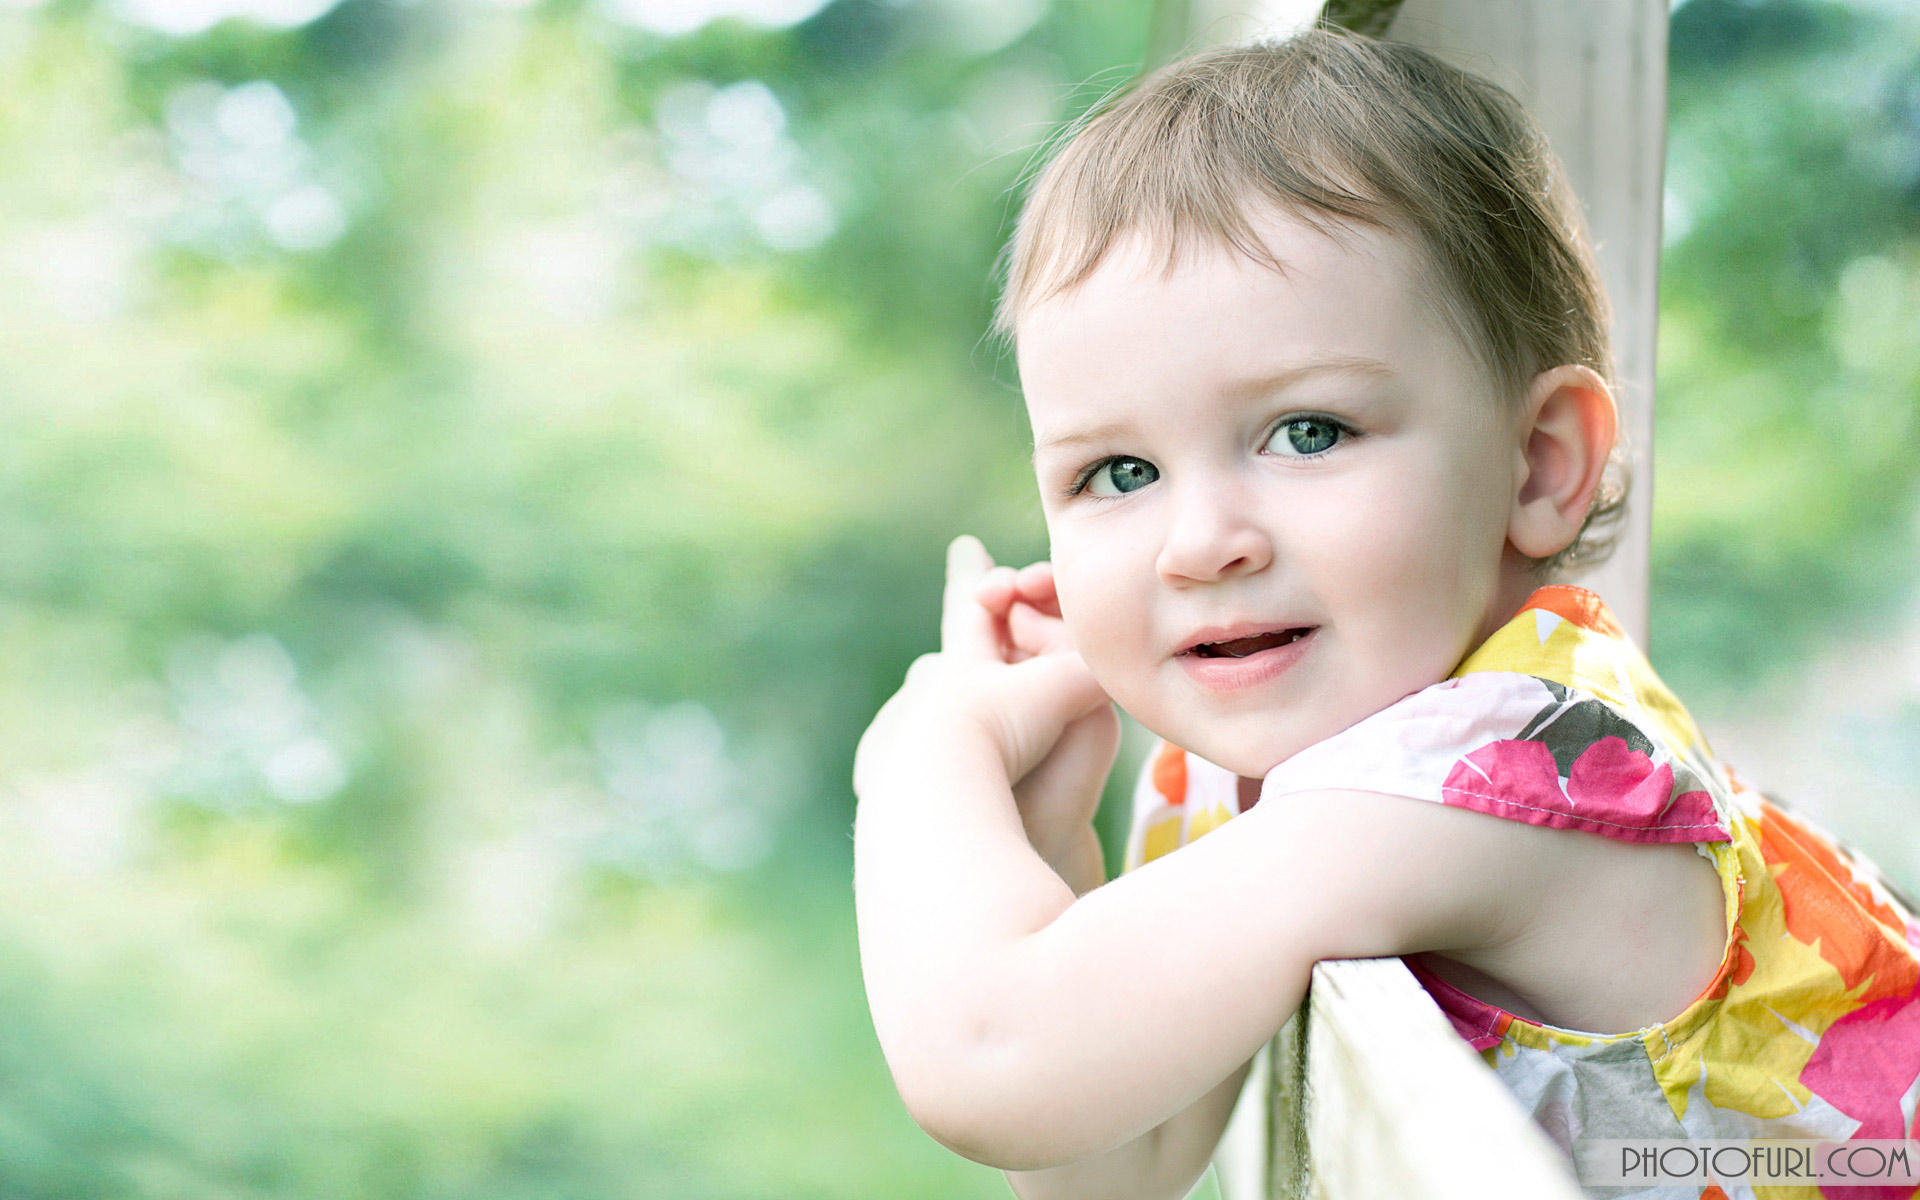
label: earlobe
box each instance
[1508,365,1618,561]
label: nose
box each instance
[1154,475,1274,586]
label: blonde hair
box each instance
[995,26,1626,575]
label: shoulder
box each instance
[1263,668,1730,846]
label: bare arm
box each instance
[1004,1056,1254,1200]
[857,756,1537,1169]
[1005,824,1250,1200]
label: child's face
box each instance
[1018,209,1534,778]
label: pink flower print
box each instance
[1566,737,1720,835]
[1565,736,1674,823]
[1443,733,1719,841]
[1442,738,1566,824]
[1801,984,1920,1199]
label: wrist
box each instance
[1036,824,1106,896]
[857,708,1008,807]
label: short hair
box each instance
[995,26,1626,576]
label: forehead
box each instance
[1016,212,1477,436]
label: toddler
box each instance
[852,26,1920,1200]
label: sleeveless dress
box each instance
[1122,585,1920,1200]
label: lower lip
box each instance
[1177,629,1316,693]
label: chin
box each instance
[1149,723,1290,780]
[1216,749,1288,780]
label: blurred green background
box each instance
[0,0,1913,1195]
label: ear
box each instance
[1508,365,1619,561]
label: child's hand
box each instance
[974,559,1070,662]
[853,538,1114,850]
[975,558,1120,877]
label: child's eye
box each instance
[1080,457,1159,496]
[1265,416,1349,458]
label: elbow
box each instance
[886,1029,1037,1168]
[876,949,1119,1170]
[892,1026,1116,1171]
[906,1093,1091,1173]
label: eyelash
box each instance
[1064,413,1361,498]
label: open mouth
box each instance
[1186,628,1314,658]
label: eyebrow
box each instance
[1031,355,1399,456]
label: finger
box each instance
[974,565,1020,662]
[941,535,1000,658]
[1014,561,1061,618]
[1014,704,1122,806]
[999,652,1111,780]
[1010,650,1110,725]
[1009,600,1075,657]
[974,565,1018,617]
[904,652,941,685]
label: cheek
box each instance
[1053,558,1122,645]
[1050,534,1149,675]
[1302,459,1506,599]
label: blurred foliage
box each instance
[1653,0,1920,694]
[0,0,1909,1194]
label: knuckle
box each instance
[905,652,941,682]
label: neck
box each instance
[1479,550,1551,647]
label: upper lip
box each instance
[1174,621,1316,656]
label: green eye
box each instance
[1269,417,1344,457]
[1086,457,1158,496]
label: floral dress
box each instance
[1123,585,1920,1200]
